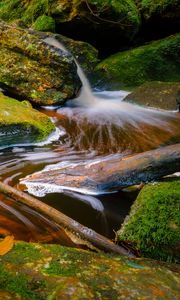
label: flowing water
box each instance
[0,37,179,243]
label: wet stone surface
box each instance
[0,241,180,299]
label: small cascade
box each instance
[44,37,180,155]
[44,37,95,106]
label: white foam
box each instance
[22,181,113,197]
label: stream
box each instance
[0,37,179,246]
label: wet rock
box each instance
[95,34,180,89]
[118,179,180,262]
[0,240,179,299]
[124,81,180,110]
[0,92,55,147]
[36,31,99,75]
[0,19,81,105]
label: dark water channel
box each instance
[0,90,179,245]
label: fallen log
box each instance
[0,181,133,257]
[22,143,180,194]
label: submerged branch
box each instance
[0,181,133,257]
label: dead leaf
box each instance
[0,235,14,256]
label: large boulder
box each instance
[0,92,55,147]
[0,240,179,299]
[118,179,180,262]
[95,34,180,89]
[124,81,180,110]
[0,20,80,106]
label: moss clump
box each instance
[96,34,180,89]
[0,92,55,147]
[32,15,55,32]
[118,179,180,262]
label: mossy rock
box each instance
[0,241,180,299]
[0,92,55,147]
[0,19,80,105]
[95,34,180,89]
[124,81,180,110]
[118,179,180,263]
[139,0,180,21]
[32,15,55,32]
[0,0,141,35]
[0,0,141,52]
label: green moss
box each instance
[32,15,55,32]
[140,0,180,19]
[88,0,141,35]
[0,0,25,22]
[118,179,180,262]
[0,264,48,300]
[96,34,180,89]
[0,0,141,40]
[3,243,42,265]
[0,92,55,146]
[0,241,180,299]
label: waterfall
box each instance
[44,37,95,106]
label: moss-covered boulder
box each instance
[124,81,180,110]
[0,241,180,299]
[118,179,180,263]
[0,92,55,147]
[0,19,80,106]
[95,34,180,89]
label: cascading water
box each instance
[0,36,179,242]
[44,37,180,155]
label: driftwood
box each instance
[0,181,133,257]
[22,143,180,193]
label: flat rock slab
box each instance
[0,241,179,299]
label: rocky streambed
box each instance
[0,6,180,298]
